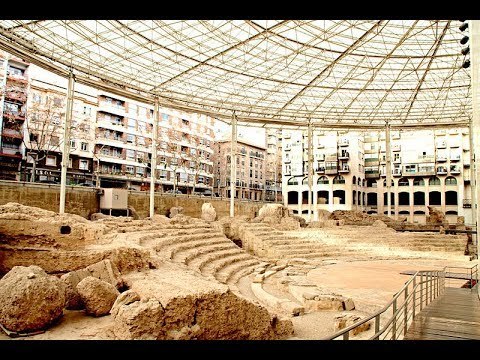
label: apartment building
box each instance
[0,60,216,192]
[214,138,266,200]
[23,66,97,184]
[282,128,473,225]
[282,129,363,217]
[94,94,215,193]
[0,52,29,180]
[265,128,282,202]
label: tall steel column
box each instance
[307,120,313,222]
[470,20,480,263]
[59,72,75,214]
[149,97,159,217]
[230,112,237,217]
[385,122,392,217]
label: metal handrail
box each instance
[323,264,477,340]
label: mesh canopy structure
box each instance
[0,20,471,128]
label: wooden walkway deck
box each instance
[405,287,480,340]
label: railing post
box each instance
[374,314,380,340]
[429,271,433,304]
[412,276,416,320]
[420,273,423,310]
[392,298,397,340]
[404,287,408,336]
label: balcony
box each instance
[450,166,460,175]
[463,199,472,209]
[316,167,325,174]
[436,141,447,148]
[450,154,461,162]
[450,142,460,148]
[393,157,401,163]
[417,154,435,162]
[338,151,349,160]
[365,170,380,179]
[5,90,27,103]
[3,110,26,121]
[325,167,338,175]
[2,129,23,139]
[98,102,126,118]
[6,73,28,84]
[436,167,448,175]
[392,144,401,152]
[339,139,349,146]
[338,165,350,173]
[464,162,471,168]
[392,169,402,177]
[317,144,325,149]
[0,146,22,158]
[436,155,447,162]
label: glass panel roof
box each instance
[0,20,471,127]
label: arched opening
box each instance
[333,175,345,184]
[358,191,361,205]
[363,192,366,206]
[317,190,329,204]
[445,191,458,205]
[413,210,426,224]
[352,175,357,185]
[413,191,425,205]
[302,177,308,185]
[383,179,394,187]
[302,191,309,204]
[399,210,410,215]
[367,193,377,206]
[413,178,425,186]
[287,177,298,185]
[287,191,298,205]
[445,176,457,186]
[352,190,356,205]
[367,179,377,188]
[429,191,441,205]
[445,210,458,224]
[398,177,409,187]
[333,190,345,204]
[357,177,361,186]
[367,210,378,215]
[446,210,458,215]
[60,225,71,234]
[317,176,329,185]
[429,176,440,186]
[383,192,395,205]
[362,179,366,187]
[398,192,410,206]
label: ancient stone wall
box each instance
[0,181,264,219]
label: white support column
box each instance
[230,112,237,217]
[470,21,480,263]
[385,122,392,217]
[149,97,159,218]
[307,120,313,222]
[59,72,75,214]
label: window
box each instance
[53,97,62,106]
[33,93,41,104]
[51,116,60,125]
[126,149,135,160]
[81,142,88,152]
[127,134,135,143]
[68,158,73,168]
[445,176,457,186]
[50,136,59,146]
[83,106,91,116]
[162,113,168,121]
[45,155,56,166]
[79,159,89,170]
[126,165,135,174]
[70,140,76,148]
[137,136,145,146]
[136,167,145,176]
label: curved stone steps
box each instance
[179,243,240,265]
[204,254,260,279]
[169,238,235,260]
[151,232,225,251]
[189,248,247,272]
[260,239,316,246]
[222,260,263,285]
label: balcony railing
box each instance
[436,167,448,175]
[450,155,461,162]
[463,199,472,208]
[338,165,350,173]
[436,155,447,162]
[435,141,446,149]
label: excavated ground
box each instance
[0,203,475,341]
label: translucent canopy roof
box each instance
[0,20,471,128]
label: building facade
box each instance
[282,128,473,225]
[214,138,266,200]
[265,128,282,202]
[0,59,215,193]
[0,52,29,180]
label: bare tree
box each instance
[23,95,66,182]
[189,134,209,194]
[163,128,187,193]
